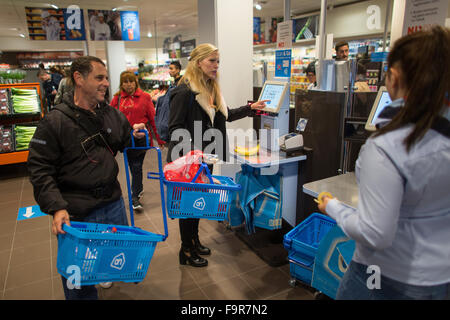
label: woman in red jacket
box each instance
[111,71,165,211]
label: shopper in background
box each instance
[169,60,182,85]
[54,66,73,105]
[305,61,317,90]
[37,69,58,110]
[110,71,166,211]
[155,61,183,143]
[318,26,450,300]
[28,56,147,300]
[167,43,268,267]
[335,41,349,61]
[49,65,64,88]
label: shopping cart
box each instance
[148,151,242,221]
[56,130,168,286]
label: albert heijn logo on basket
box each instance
[110,252,126,270]
[193,197,206,211]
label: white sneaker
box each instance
[99,282,113,289]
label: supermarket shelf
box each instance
[0,151,29,165]
[0,83,43,166]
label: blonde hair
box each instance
[115,71,139,96]
[179,43,223,111]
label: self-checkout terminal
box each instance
[258,80,303,152]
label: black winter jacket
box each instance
[27,92,132,220]
[167,83,254,163]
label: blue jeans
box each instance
[127,142,147,201]
[337,261,450,300]
[61,197,129,300]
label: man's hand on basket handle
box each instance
[52,209,71,235]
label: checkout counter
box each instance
[225,59,384,267]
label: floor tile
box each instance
[201,275,259,300]
[186,259,242,289]
[130,267,200,300]
[15,216,50,234]
[9,240,51,267]
[0,234,13,253]
[0,201,20,223]
[0,220,16,237]
[3,278,53,300]
[12,228,50,249]
[239,264,291,299]
[5,258,52,290]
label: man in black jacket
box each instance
[37,69,58,110]
[28,56,146,300]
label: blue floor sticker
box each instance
[17,205,47,221]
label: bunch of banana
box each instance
[234,144,259,156]
[70,29,83,39]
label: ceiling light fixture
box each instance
[147,32,152,38]
[19,33,25,38]
[255,3,262,10]
[50,4,58,9]
[112,8,117,11]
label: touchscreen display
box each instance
[260,83,286,112]
[371,91,392,124]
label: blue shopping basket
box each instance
[56,130,168,286]
[150,155,241,221]
[283,213,336,285]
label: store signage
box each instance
[88,10,138,41]
[63,6,86,40]
[366,5,382,30]
[275,49,292,78]
[293,15,317,41]
[180,39,196,58]
[253,17,261,45]
[25,6,86,41]
[276,20,293,49]
[17,205,46,221]
[120,11,140,41]
[402,0,448,35]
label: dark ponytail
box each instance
[374,26,450,151]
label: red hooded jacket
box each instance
[111,87,165,146]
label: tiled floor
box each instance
[0,148,315,300]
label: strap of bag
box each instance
[53,104,114,153]
[54,104,100,137]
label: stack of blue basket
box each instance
[283,213,336,285]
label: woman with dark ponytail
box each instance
[318,26,450,300]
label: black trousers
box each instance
[179,218,200,249]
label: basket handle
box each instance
[190,162,214,184]
[123,130,168,241]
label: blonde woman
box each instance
[167,43,268,267]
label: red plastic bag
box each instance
[163,150,210,183]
